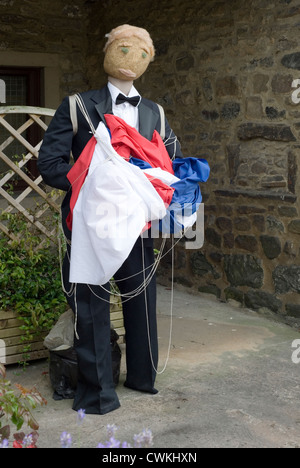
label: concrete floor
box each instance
[5,284,300,448]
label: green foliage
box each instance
[0,362,47,442]
[0,211,67,345]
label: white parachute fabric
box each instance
[69,122,167,285]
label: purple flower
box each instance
[60,431,72,448]
[77,408,86,425]
[0,439,9,448]
[97,437,121,448]
[97,442,106,448]
[133,429,153,448]
[107,437,121,448]
[121,441,131,448]
[22,434,33,448]
[106,424,118,438]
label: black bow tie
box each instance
[115,93,140,107]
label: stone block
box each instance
[198,284,221,298]
[260,235,281,259]
[216,76,239,96]
[271,73,293,93]
[283,240,297,257]
[244,290,282,313]
[202,110,219,121]
[226,144,240,182]
[216,217,233,232]
[235,235,258,252]
[251,161,267,174]
[237,123,296,141]
[221,102,240,120]
[175,52,194,71]
[246,97,263,118]
[237,206,266,215]
[205,227,222,248]
[273,265,300,294]
[223,233,235,249]
[266,216,284,233]
[224,254,264,288]
[234,217,252,231]
[278,206,298,217]
[288,151,297,194]
[285,304,300,318]
[202,77,213,102]
[265,106,286,120]
[224,287,244,304]
[288,219,300,234]
[253,215,266,232]
[190,252,216,278]
[173,276,193,288]
[281,52,300,70]
[253,74,269,93]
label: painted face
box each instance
[104,36,152,81]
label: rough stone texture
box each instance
[285,303,300,317]
[235,235,258,252]
[288,220,300,234]
[1,0,300,321]
[224,254,264,289]
[237,123,296,142]
[244,290,282,313]
[273,265,300,294]
[260,235,282,259]
[281,52,300,70]
[0,0,89,97]
[190,252,217,278]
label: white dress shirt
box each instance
[107,81,141,131]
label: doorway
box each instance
[0,67,42,190]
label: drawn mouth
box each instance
[118,68,137,78]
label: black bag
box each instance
[49,328,121,400]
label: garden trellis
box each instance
[0,105,61,245]
[0,106,125,354]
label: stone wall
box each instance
[1,0,300,322]
[86,0,300,323]
[0,0,90,98]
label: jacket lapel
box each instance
[90,86,159,141]
[90,86,113,127]
[138,98,159,140]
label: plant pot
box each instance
[0,295,124,365]
[0,310,48,365]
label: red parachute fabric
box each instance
[105,114,174,174]
[66,135,97,230]
[66,115,175,231]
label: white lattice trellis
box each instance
[0,105,62,245]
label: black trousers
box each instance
[62,236,158,415]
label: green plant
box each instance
[0,362,47,446]
[0,211,67,352]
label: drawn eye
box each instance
[121,47,129,54]
[142,51,147,59]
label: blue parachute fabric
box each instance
[129,156,152,170]
[172,157,210,183]
[129,155,210,234]
[159,157,210,234]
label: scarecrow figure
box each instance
[38,24,209,415]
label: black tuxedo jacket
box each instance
[38,85,183,238]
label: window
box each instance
[0,67,42,189]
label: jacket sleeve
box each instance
[37,96,73,191]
